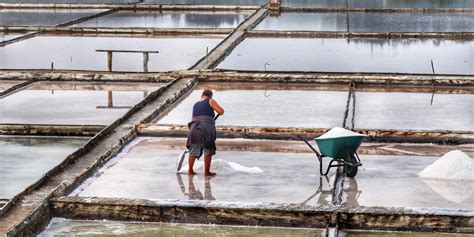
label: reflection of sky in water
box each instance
[76,137,335,205]
[218,38,474,74]
[0,34,20,42]
[0,0,266,4]
[41,219,324,237]
[0,82,157,125]
[157,89,347,128]
[256,12,474,32]
[282,0,474,8]
[0,36,221,71]
[0,136,87,199]
[76,11,250,28]
[354,92,474,131]
[0,9,104,26]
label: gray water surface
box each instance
[282,0,474,8]
[256,12,474,32]
[0,36,222,71]
[75,11,250,28]
[40,219,324,236]
[0,82,160,125]
[217,38,474,74]
[0,136,88,199]
[0,9,105,26]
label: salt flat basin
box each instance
[281,0,474,8]
[354,92,474,131]
[75,11,251,28]
[140,0,267,5]
[0,81,161,125]
[40,219,324,237]
[0,34,22,42]
[0,36,222,71]
[255,12,474,32]
[0,9,105,26]
[217,38,474,74]
[157,89,346,128]
[0,0,135,3]
[341,230,472,237]
[74,137,335,205]
[0,136,88,199]
[342,155,474,210]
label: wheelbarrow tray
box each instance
[315,135,365,161]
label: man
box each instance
[186,89,224,176]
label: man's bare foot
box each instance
[188,170,196,175]
[204,172,216,176]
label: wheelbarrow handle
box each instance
[214,114,220,120]
[297,135,323,159]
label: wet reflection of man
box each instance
[176,174,215,201]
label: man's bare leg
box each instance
[188,155,197,175]
[204,154,216,176]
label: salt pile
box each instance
[317,127,366,139]
[418,150,474,181]
[178,159,264,175]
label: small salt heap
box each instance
[178,159,264,175]
[418,150,474,181]
[317,127,366,139]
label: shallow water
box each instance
[75,11,250,28]
[342,155,474,210]
[0,34,22,42]
[354,92,474,131]
[74,137,335,205]
[281,0,474,8]
[0,136,88,199]
[256,12,474,32]
[217,38,474,74]
[0,81,160,125]
[157,89,347,128]
[340,230,472,237]
[0,9,104,26]
[40,219,324,237]
[0,36,222,71]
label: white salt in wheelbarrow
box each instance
[298,127,367,177]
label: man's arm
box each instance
[209,99,224,115]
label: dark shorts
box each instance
[188,144,216,159]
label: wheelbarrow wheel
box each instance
[344,154,358,178]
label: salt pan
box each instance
[178,159,264,175]
[418,150,474,181]
[317,127,366,139]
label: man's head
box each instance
[202,89,213,98]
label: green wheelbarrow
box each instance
[298,128,366,178]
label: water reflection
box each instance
[256,12,474,32]
[282,0,474,8]
[343,177,360,208]
[141,0,266,5]
[218,38,474,74]
[76,11,250,28]
[0,9,104,26]
[176,174,215,200]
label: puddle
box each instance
[256,12,474,32]
[156,89,347,128]
[73,137,335,205]
[217,38,474,74]
[0,36,222,71]
[340,229,472,236]
[354,92,474,131]
[75,11,251,28]
[0,136,89,199]
[40,218,324,236]
[0,81,161,125]
[341,155,474,210]
[0,9,105,26]
[281,0,474,8]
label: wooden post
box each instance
[107,51,113,72]
[107,91,113,108]
[143,52,149,73]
